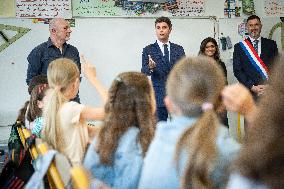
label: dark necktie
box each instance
[253,40,259,54]
[164,44,169,64]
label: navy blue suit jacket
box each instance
[233,37,278,90]
[141,41,185,107]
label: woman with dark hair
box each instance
[199,37,229,127]
[199,37,227,79]
[83,72,156,189]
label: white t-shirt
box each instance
[59,101,88,165]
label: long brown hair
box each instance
[27,84,49,122]
[170,56,225,189]
[96,72,156,165]
[28,74,48,95]
[199,37,221,62]
[16,101,29,124]
[233,56,284,189]
[43,58,79,153]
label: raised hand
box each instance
[222,83,256,120]
[81,54,97,79]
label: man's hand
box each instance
[148,55,156,70]
[251,84,267,96]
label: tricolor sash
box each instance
[239,38,269,80]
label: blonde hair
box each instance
[43,58,79,153]
[169,56,225,189]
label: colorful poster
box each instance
[242,0,255,15]
[173,0,205,17]
[224,0,242,18]
[73,0,123,17]
[73,0,164,16]
[238,19,248,37]
[265,0,284,16]
[0,0,16,17]
[72,0,205,17]
[16,0,72,18]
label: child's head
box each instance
[233,55,284,188]
[47,58,80,99]
[97,72,156,165]
[166,56,225,116]
[170,56,226,189]
[106,72,156,118]
[27,84,49,122]
[28,75,48,95]
[44,58,79,151]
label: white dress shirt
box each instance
[157,40,171,61]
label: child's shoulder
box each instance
[61,101,85,111]
[60,101,86,124]
[216,125,241,158]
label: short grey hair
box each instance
[49,18,65,31]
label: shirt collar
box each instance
[248,36,261,43]
[157,39,170,49]
[47,37,67,48]
[47,37,53,47]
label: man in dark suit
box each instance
[141,17,185,121]
[233,15,278,98]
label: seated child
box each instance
[138,56,240,189]
[43,57,107,166]
[26,84,49,137]
[83,72,156,189]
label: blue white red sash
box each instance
[239,38,269,80]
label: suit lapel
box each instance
[260,37,265,59]
[169,42,174,64]
[154,41,167,64]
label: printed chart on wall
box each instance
[0,24,30,53]
[73,0,205,17]
[264,0,284,17]
[16,0,72,18]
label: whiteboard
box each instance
[0,18,215,124]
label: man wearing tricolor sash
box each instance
[233,15,278,98]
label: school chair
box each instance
[22,128,38,160]
[55,152,71,187]
[16,121,39,164]
[70,166,90,189]
[37,143,65,189]
[16,121,26,149]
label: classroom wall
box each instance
[0,0,283,129]
[0,17,216,125]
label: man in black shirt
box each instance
[27,18,81,102]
